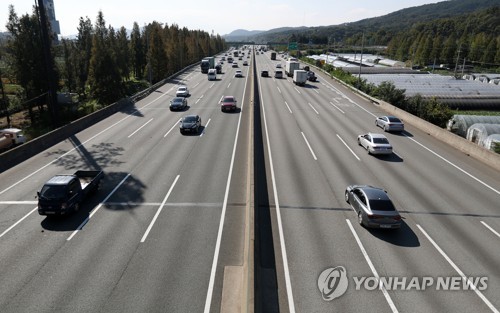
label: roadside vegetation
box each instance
[0,5,226,140]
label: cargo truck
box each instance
[200,57,215,73]
[293,70,308,86]
[37,170,104,215]
[271,52,276,60]
[285,61,300,77]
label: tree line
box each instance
[2,5,226,126]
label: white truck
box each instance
[285,61,300,77]
[293,70,308,86]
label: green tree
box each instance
[130,22,145,79]
[372,81,406,107]
[74,17,93,98]
[87,11,122,104]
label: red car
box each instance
[220,96,237,112]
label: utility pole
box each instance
[36,0,59,128]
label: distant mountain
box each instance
[224,29,264,41]
[247,0,499,43]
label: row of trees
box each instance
[2,5,226,125]
[264,6,500,70]
[385,7,500,67]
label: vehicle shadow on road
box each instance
[40,172,146,231]
[368,220,420,247]
[377,153,404,162]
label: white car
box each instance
[176,86,189,97]
[243,60,248,66]
[357,133,393,155]
[0,128,26,145]
[235,70,243,77]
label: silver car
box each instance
[345,185,402,229]
[357,133,393,155]
[376,116,404,132]
[176,86,189,97]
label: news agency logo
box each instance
[318,266,489,302]
[317,266,349,301]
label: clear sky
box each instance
[2,0,441,37]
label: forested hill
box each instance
[250,0,499,44]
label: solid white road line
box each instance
[301,132,318,161]
[0,207,37,239]
[308,102,319,115]
[260,74,296,313]
[337,134,361,161]
[203,67,249,313]
[480,221,500,239]
[164,120,181,137]
[406,136,500,196]
[128,118,154,138]
[67,173,131,241]
[0,201,38,205]
[417,224,499,313]
[201,119,211,137]
[140,175,180,242]
[347,219,399,313]
[329,101,345,114]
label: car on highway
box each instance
[357,133,393,155]
[276,63,282,68]
[170,97,187,111]
[376,116,405,132]
[235,70,243,77]
[176,85,189,97]
[243,60,248,66]
[220,95,237,112]
[179,115,201,134]
[232,62,238,68]
[274,70,283,79]
[261,70,269,77]
[345,185,402,229]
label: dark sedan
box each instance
[345,185,401,229]
[170,97,187,111]
[179,115,201,134]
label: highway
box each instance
[0,55,252,312]
[0,48,499,313]
[254,51,500,313]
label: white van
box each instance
[207,69,217,81]
[0,128,26,145]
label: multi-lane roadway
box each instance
[0,48,499,313]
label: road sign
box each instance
[288,42,297,50]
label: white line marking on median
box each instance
[301,132,318,160]
[308,103,319,115]
[67,174,131,241]
[480,221,500,238]
[128,118,154,138]
[260,79,296,313]
[164,119,181,137]
[284,101,292,114]
[337,134,360,161]
[201,118,211,137]
[0,207,37,239]
[0,201,38,205]
[203,68,249,313]
[347,219,399,313]
[140,175,180,242]
[417,224,499,313]
[330,101,345,114]
[406,136,500,196]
